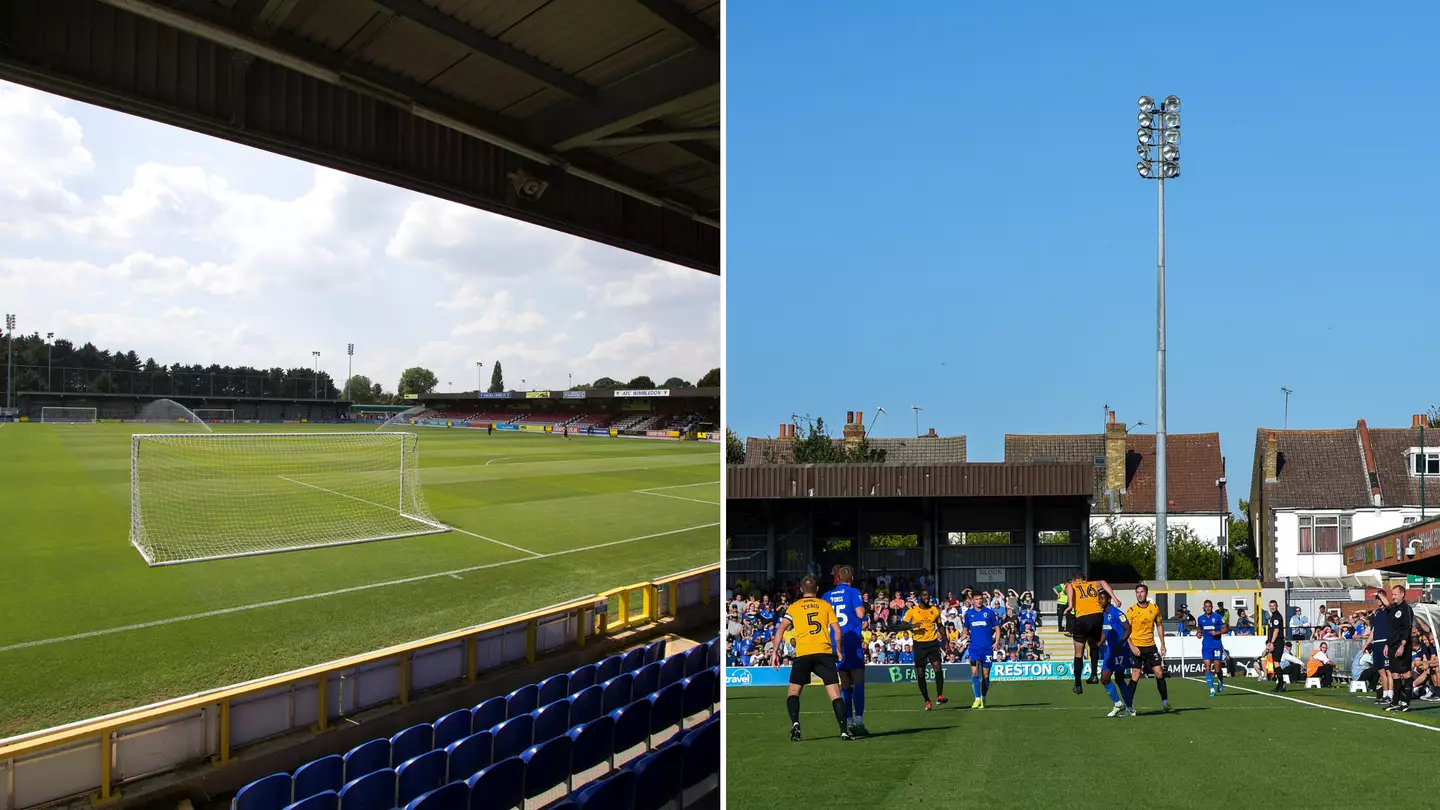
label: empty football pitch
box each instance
[726,679,1440,806]
[0,423,718,737]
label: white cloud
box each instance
[0,82,718,394]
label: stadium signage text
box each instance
[615,389,670,397]
[524,391,551,399]
[563,391,587,399]
[477,393,511,399]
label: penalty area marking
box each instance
[634,481,720,506]
[1179,676,1440,732]
[0,521,719,653]
[276,475,542,558]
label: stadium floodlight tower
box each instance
[476,361,484,394]
[4,314,14,411]
[346,343,354,401]
[1136,93,1182,580]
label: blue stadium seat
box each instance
[521,737,572,807]
[531,700,570,744]
[642,640,665,666]
[568,717,614,787]
[506,684,538,719]
[682,670,716,722]
[683,646,706,678]
[343,739,391,782]
[536,673,569,709]
[705,638,720,669]
[547,802,578,810]
[569,685,603,727]
[609,702,651,766]
[575,770,635,810]
[232,772,291,810]
[472,697,507,735]
[391,724,435,768]
[433,709,472,751]
[711,666,720,706]
[620,647,646,674]
[648,683,683,744]
[283,790,338,810]
[403,781,468,810]
[632,744,684,810]
[632,662,661,697]
[465,757,524,810]
[657,654,685,689]
[293,755,344,801]
[600,674,633,715]
[567,664,597,696]
[491,714,534,762]
[445,731,493,783]
[338,769,395,810]
[681,718,719,805]
[396,750,448,807]
[595,656,622,685]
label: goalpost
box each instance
[193,409,236,423]
[41,407,98,423]
[129,432,449,565]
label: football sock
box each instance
[1121,681,1135,707]
[831,698,848,732]
[1157,678,1169,702]
[853,682,866,718]
[1205,672,1214,690]
[1073,657,1083,684]
[917,669,931,702]
[934,668,945,698]
[1217,670,1225,687]
[786,695,800,725]
[982,677,990,697]
[971,675,982,699]
[842,686,854,720]
[1104,681,1121,704]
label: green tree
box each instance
[591,376,620,390]
[959,531,1012,545]
[397,366,439,398]
[1429,406,1439,428]
[626,375,656,389]
[697,368,720,388]
[569,383,594,392]
[1090,519,1259,581]
[726,428,746,465]
[370,382,392,404]
[789,416,887,464]
[488,362,505,393]
[662,376,693,389]
[344,375,375,403]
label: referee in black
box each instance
[1382,584,1416,712]
[1265,599,1286,691]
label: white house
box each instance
[1005,413,1229,545]
[1250,418,1440,581]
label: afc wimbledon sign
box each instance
[615,389,670,397]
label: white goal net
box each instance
[41,407,98,423]
[193,409,236,422]
[129,432,448,565]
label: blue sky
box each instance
[725,2,1439,508]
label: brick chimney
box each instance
[1357,419,1382,506]
[1104,411,1127,494]
[843,410,865,450]
[1263,432,1279,483]
[922,428,937,438]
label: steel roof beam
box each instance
[630,0,719,51]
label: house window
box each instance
[1298,514,1349,554]
[1409,449,1440,476]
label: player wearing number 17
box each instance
[770,574,853,741]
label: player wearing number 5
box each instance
[771,574,853,741]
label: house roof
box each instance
[1003,432,1227,514]
[744,435,967,466]
[1248,424,1440,510]
[1366,427,1440,508]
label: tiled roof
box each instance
[1367,427,1440,508]
[744,435,966,465]
[1249,428,1371,510]
[1004,432,1226,514]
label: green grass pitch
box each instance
[726,678,1440,807]
[0,423,718,737]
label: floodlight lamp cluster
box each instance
[1136,95,1181,179]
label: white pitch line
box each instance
[0,522,719,653]
[276,475,542,558]
[725,705,1293,716]
[636,490,720,506]
[638,481,719,493]
[484,457,522,466]
[1179,676,1440,732]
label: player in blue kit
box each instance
[824,566,870,735]
[1098,591,1135,717]
[960,591,1000,709]
[1195,600,1229,696]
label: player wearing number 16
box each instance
[770,574,853,741]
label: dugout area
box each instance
[726,462,1095,596]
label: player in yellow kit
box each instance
[770,574,853,741]
[1064,573,1121,693]
[897,591,948,710]
[1124,583,1172,712]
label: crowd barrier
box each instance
[0,565,719,810]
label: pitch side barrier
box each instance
[0,565,719,810]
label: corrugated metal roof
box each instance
[727,463,1094,500]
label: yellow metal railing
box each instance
[0,564,718,806]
